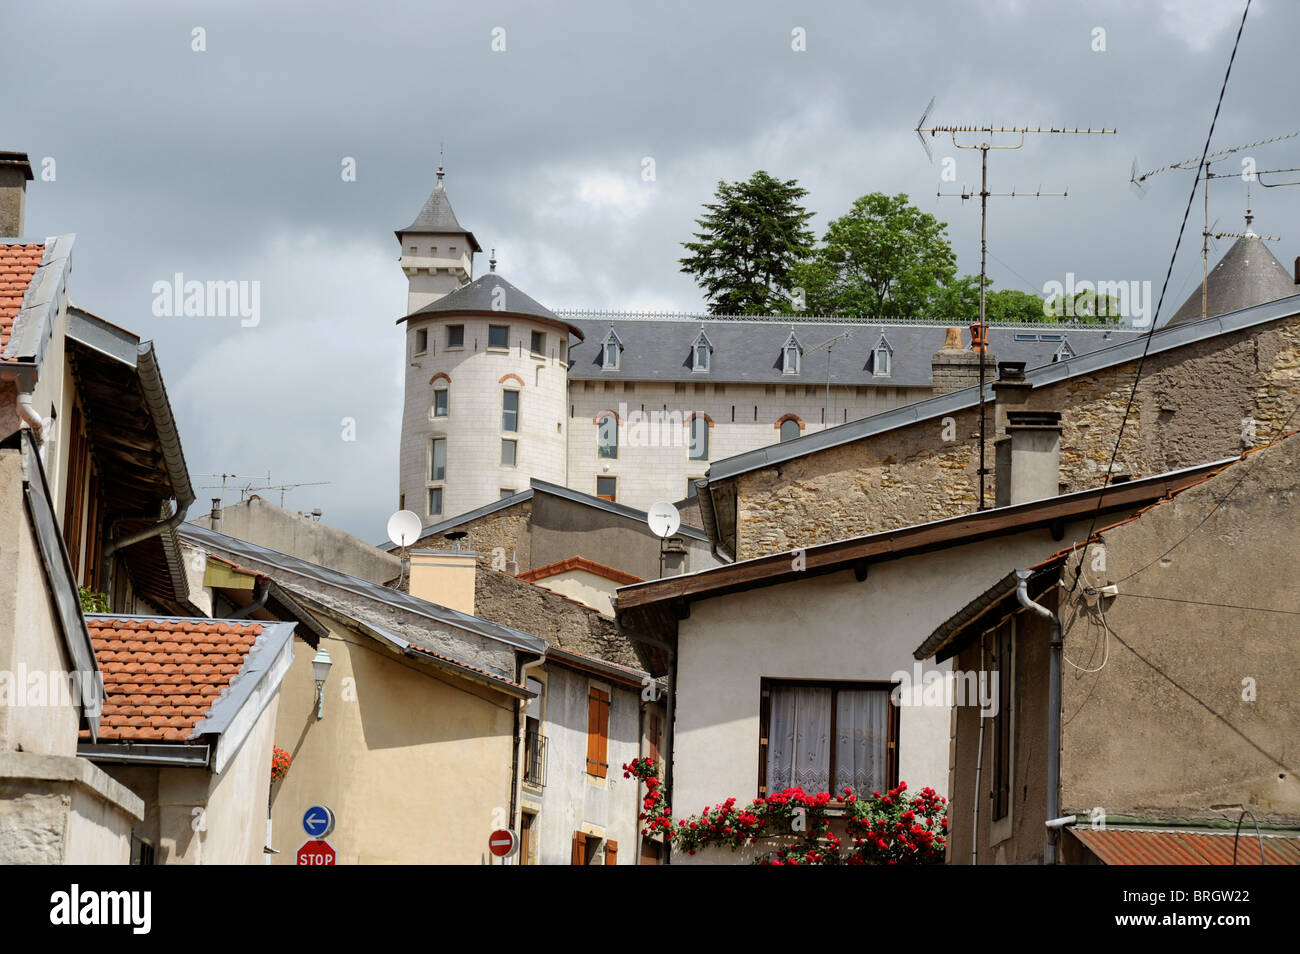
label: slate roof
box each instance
[81,617,268,742]
[0,243,43,358]
[564,316,1139,385]
[395,173,482,252]
[1166,230,1296,326]
[401,273,583,339]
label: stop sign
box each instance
[488,829,517,858]
[296,839,336,865]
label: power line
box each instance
[1072,0,1254,593]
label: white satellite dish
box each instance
[646,501,680,539]
[386,510,423,548]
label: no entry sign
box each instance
[488,829,517,858]
[296,839,336,865]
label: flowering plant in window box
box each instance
[271,745,292,783]
[622,757,946,865]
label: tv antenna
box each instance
[1131,131,1296,319]
[804,330,854,428]
[196,472,270,509]
[915,97,1116,510]
[247,480,332,507]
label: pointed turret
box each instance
[1166,212,1294,326]
[396,162,483,313]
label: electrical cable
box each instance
[1072,0,1254,593]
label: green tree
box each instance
[680,171,815,314]
[1044,289,1121,324]
[788,193,958,318]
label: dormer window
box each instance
[1051,338,1075,363]
[782,333,802,375]
[691,331,713,372]
[872,335,893,377]
[602,329,623,371]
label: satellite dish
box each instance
[386,510,423,548]
[646,501,680,539]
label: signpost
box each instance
[302,805,335,839]
[296,839,336,865]
[488,828,517,860]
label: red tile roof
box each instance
[517,556,643,586]
[1069,826,1300,865]
[81,617,264,742]
[0,243,44,358]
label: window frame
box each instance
[414,328,428,355]
[502,389,520,432]
[501,438,518,468]
[427,486,443,517]
[586,686,611,778]
[429,437,446,482]
[688,415,709,461]
[488,324,510,351]
[595,475,616,501]
[779,418,801,442]
[597,413,618,460]
[446,324,465,349]
[757,677,899,800]
[530,330,546,356]
[433,388,449,418]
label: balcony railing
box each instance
[524,726,547,787]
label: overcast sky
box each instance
[5,0,1298,540]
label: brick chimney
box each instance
[995,410,1063,506]
[408,549,477,615]
[931,326,996,395]
[0,152,34,236]
[991,360,1031,434]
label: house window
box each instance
[433,388,449,417]
[531,331,546,355]
[502,390,519,432]
[597,414,618,459]
[602,331,622,370]
[414,328,428,354]
[520,812,536,865]
[688,416,709,461]
[586,686,610,777]
[446,324,464,349]
[782,336,801,374]
[427,487,443,517]
[779,418,801,442]
[694,342,709,370]
[758,679,898,797]
[501,439,517,467]
[524,677,546,787]
[992,619,1014,821]
[571,831,610,865]
[596,476,616,501]
[489,325,509,350]
[874,347,891,376]
[430,438,446,481]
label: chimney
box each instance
[931,327,997,396]
[0,151,34,236]
[408,548,477,615]
[209,498,222,532]
[995,410,1062,506]
[991,361,1031,434]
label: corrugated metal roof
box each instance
[1070,826,1300,865]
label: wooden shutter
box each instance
[586,688,610,778]
[605,840,618,866]
[571,830,587,865]
[519,813,533,866]
[648,712,661,763]
[62,405,88,575]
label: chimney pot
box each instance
[942,327,963,350]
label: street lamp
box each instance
[312,647,333,720]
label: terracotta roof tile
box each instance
[0,243,44,358]
[78,616,264,743]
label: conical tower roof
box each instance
[1166,216,1294,326]
[395,165,482,252]
[398,272,584,338]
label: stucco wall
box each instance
[268,624,516,864]
[731,313,1300,559]
[524,664,641,864]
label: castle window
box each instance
[597,414,618,460]
[691,331,713,372]
[433,389,449,417]
[596,476,617,501]
[502,390,520,432]
[1052,339,1075,363]
[501,439,517,467]
[531,331,546,356]
[447,325,465,349]
[430,438,446,481]
[414,329,428,355]
[489,325,509,350]
[427,487,443,517]
[782,333,802,375]
[779,417,801,442]
[872,335,893,377]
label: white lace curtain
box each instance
[766,685,888,794]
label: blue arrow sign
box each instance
[302,805,335,838]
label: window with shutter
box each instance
[605,840,618,866]
[586,687,610,778]
[571,830,587,865]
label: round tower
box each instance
[397,263,580,524]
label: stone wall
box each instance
[414,499,533,571]
[734,314,1300,559]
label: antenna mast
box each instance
[915,98,1116,510]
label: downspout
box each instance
[230,578,270,619]
[15,390,45,444]
[663,645,677,865]
[1016,568,1062,866]
[511,650,546,863]
[971,633,987,865]
[100,501,192,601]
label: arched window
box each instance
[689,415,710,460]
[597,413,618,459]
[779,417,801,442]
